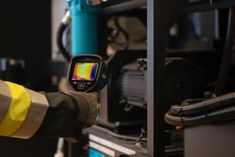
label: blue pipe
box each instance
[67,0,99,56]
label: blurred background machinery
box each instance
[0,0,235,157]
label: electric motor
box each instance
[118,57,204,110]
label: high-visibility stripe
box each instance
[0,82,31,136]
[0,81,11,124]
[11,89,49,139]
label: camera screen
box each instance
[72,63,98,81]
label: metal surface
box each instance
[147,0,165,156]
[100,0,235,15]
[147,0,188,156]
[187,0,235,12]
[185,121,235,157]
[87,127,148,157]
[101,0,146,15]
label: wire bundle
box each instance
[165,92,235,127]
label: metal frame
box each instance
[101,0,146,15]
[97,0,235,156]
[147,0,165,155]
[147,0,188,156]
[187,0,235,12]
[147,0,235,156]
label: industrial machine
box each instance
[55,1,219,157]
[59,1,235,156]
[0,0,233,157]
[97,51,204,131]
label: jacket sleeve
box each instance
[33,92,82,139]
[0,81,49,139]
[0,80,98,139]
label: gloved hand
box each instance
[59,78,100,128]
[33,91,100,140]
[67,91,100,128]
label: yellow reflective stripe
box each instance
[0,82,31,136]
[11,89,49,139]
[0,81,11,124]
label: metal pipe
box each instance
[67,0,99,55]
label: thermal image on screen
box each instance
[72,63,98,81]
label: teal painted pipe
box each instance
[68,0,99,55]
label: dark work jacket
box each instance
[33,92,82,139]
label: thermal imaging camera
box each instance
[67,55,107,92]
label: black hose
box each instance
[114,17,130,51]
[57,23,72,61]
[214,7,235,95]
[165,92,235,127]
[170,92,235,116]
[165,105,235,127]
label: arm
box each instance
[0,80,98,139]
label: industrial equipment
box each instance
[55,1,235,157]
[57,0,100,59]
[98,51,204,133]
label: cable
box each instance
[170,92,235,116]
[214,7,235,95]
[136,126,147,143]
[113,17,130,51]
[165,92,235,126]
[54,138,64,157]
[165,105,235,127]
[57,10,72,61]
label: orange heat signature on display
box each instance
[73,63,97,81]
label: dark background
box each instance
[0,1,57,157]
[0,1,51,59]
